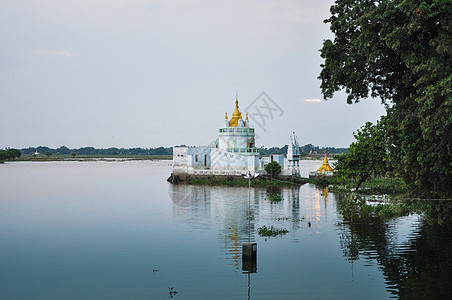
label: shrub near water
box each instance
[337,193,411,221]
[330,177,407,195]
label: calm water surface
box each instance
[0,161,450,299]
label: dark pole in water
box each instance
[248,174,251,243]
[242,170,258,273]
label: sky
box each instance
[0,0,387,149]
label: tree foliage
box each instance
[0,151,8,161]
[320,0,452,198]
[0,148,21,161]
[334,122,388,190]
[265,161,282,177]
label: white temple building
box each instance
[172,97,301,179]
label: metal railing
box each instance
[226,147,259,154]
[219,128,254,134]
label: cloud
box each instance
[36,49,74,57]
[304,98,322,103]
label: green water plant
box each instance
[258,225,288,237]
[268,193,282,202]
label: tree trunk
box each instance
[355,175,367,190]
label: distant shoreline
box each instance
[12,155,173,162]
[7,155,332,162]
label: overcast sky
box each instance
[0,0,386,149]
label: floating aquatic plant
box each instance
[258,225,288,237]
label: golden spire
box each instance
[225,112,228,119]
[246,113,248,120]
[228,94,242,127]
[317,149,334,173]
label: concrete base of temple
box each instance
[167,172,308,185]
[308,172,335,179]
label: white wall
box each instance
[173,146,260,175]
[217,128,254,150]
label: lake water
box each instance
[1,161,451,299]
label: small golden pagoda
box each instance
[317,149,334,173]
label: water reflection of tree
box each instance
[336,198,452,298]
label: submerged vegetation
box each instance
[308,172,407,198]
[336,192,452,225]
[329,176,407,196]
[337,193,411,222]
[258,225,289,237]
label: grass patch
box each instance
[258,225,289,237]
[330,176,407,195]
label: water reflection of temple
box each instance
[169,184,335,267]
[170,184,258,268]
[169,184,212,228]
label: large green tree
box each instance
[319,0,451,198]
[335,121,388,190]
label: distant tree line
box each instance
[19,144,347,157]
[259,144,348,156]
[20,146,173,156]
[0,148,21,161]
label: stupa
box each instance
[317,149,334,174]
